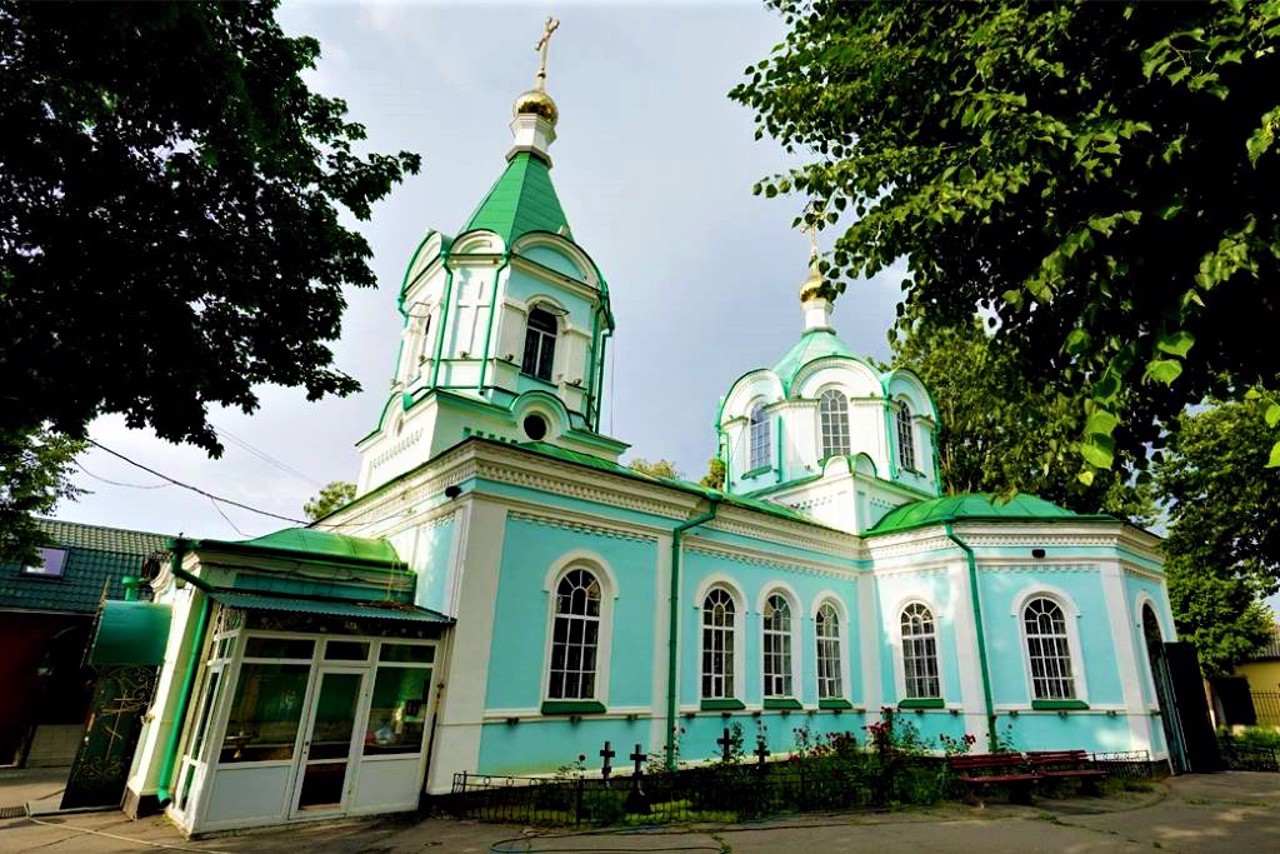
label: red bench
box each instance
[948,753,1040,806]
[1025,750,1107,795]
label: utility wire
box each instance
[74,459,170,490]
[211,421,324,488]
[208,496,249,537]
[86,438,308,525]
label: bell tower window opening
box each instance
[896,402,916,472]
[819,389,850,458]
[522,306,558,382]
[749,403,771,471]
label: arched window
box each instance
[522,307,558,382]
[819,389,850,458]
[896,402,916,471]
[1023,597,1077,700]
[815,602,843,699]
[547,568,601,700]
[701,588,736,699]
[901,603,940,699]
[762,593,793,697]
[749,403,771,471]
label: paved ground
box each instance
[0,772,1277,853]
[0,766,69,813]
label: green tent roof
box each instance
[866,493,1112,536]
[463,152,572,244]
[772,329,857,389]
[201,528,404,568]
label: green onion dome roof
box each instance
[771,329,856,388]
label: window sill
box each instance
[1031,699,1089,711]
[741,466,772,479]
[818,698,853,710]
[898,698,945,710]
[763,697,803,711]
[518,371,558,389]
[541,701,607,715]
[700,698,746,712]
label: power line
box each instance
[74,459,170,490]
[86,438,308,525]
[208,496,249,537]
[210,421,324,488]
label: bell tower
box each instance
[355,19,627,496]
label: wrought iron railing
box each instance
[1218,739,1280,772]
[1088,750,1155,780]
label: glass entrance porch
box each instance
[168,606,439,835]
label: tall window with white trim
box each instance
[749,403,771,471]
[548,568,601,700]
[1023,597,1077,700]
[702,588,736,698]
[762,593,793,697]
[819,389,850,458]
[896,402,916,471]
[522,307,558,382]
[815,602,843,699]
[901,603,940,698]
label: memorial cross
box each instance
[754,739,771,767]
[716,727,734,763]
[599,740,616,780]
[630,744,647,776]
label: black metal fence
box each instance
[1218,739,1280,772]
[444,751,1152,827]
[1250,691,1280,728]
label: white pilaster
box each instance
[857,571,881,712]
[1101,560,1154,754]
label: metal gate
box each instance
[60,665,158,809]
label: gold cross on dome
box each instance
[534,17,561,89]
[805,223,819,261]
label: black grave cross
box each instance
[716,727,734,763]
[754,738,771,768]
[599,740,616,781]
[629,744,647,777]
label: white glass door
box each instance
[290,667,365,816]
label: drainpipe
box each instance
[155,538,212,805]
[944,523,998,751]
[665,497,721,771]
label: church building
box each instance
[120,30,1179,836]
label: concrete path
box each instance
[0,772,1277,853]
[0,766,69,812]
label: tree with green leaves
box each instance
[732,0,1280,485]
[700,457,726,491]
[892,319,1154,523]
[303,480,357,522]
[1156,399,1279,674]
[0,2,420,559]
[0,429,85,563]
[628,458,683,480]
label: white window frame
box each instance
[542,552,617,705]
[818,388,851,459]
[522,305,559,382]
[1012,587,1088,705]
[895,400,916,472]
[696,577,746,702]
[813,597,849,701]
[748,402,772,472]
[897,600,942,700]
[761,592,795,698]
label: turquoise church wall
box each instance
[411,516,456,616]
[484,516,658,712]
[998,712,1135,754]
[478,717,652,777]
[978,566,1124,707]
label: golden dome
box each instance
[800,262,837,303]
[514,88,559,125]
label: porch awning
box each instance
[89,601,172,666]
[209,591,452,623]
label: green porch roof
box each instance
[199,528,404,569]
[866,493,1111,536]
[463,152,573,243]
[773,329,857,389]
[210,591,451,623]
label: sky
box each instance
[58,0,907,541]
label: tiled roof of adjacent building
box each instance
[0,518,172,613]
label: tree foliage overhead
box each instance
[303,480,357,522]
[0,1,420,553]
[1156,399,1280,674]
[0,428,85,562]
[732,0,1280,482]
[892,319,1153,523]
[628,458,683,480]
